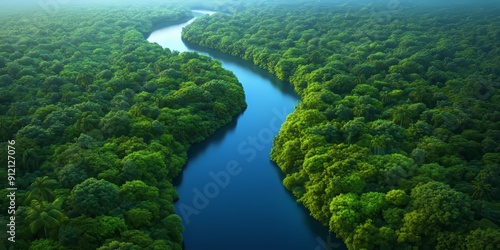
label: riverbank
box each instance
[0,6,247,249]
[148,10,346,250]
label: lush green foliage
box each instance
[183,3,500,249]
[0,3,245,249]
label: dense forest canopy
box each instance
[1,0,500,249]
[182,1,500,249]
[0,1,246,249]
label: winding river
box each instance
[148,10,345,250]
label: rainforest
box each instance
[1,0,500,249]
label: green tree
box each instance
[120,150,167,186]
[350,219,378,250]
[392,105,413,126]
[360,192,387,218]
[329,193,361,239]
[125,208,153,229]
[25,176,58,203]
[76,72,94,87]
[68,178,120,217]
[60,215,127,249]
[25,198,65,238]
[464,228,500,250]
[401,182,473,238]
[57,164,88,188]
[120,180,159,202]
[100,111,131,137]
[370,135,390,155]
[341,118,366,144]
[385,189,409,206]
[471,164,500,201]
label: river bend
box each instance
[147,10,345,250]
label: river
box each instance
[147,10,345,250]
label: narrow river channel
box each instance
[147,10,345,250]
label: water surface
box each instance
[148,10,345,250]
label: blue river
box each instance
[148,10,345,250]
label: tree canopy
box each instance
[0,1,246,249]
[182,2,500,249]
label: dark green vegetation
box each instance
[182,3,500,249]
[0,3,245,249]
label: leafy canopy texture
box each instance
[0,2,246,249]
[182,2,500,249]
